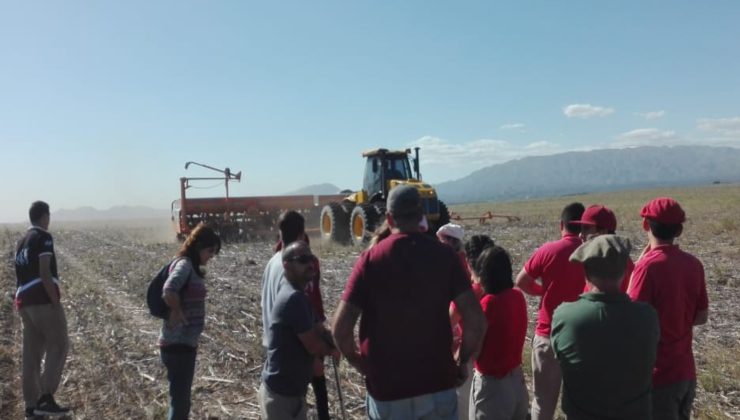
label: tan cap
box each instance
[570,234,632,279]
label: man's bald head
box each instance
[282,241,315,288]
[282,241,311,262]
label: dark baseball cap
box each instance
[571,205,617,231]
[387,185,422,217]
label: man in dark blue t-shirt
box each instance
[14,201,70,418]
[259,241,337,420]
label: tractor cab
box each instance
[362,148,417,202]
[319,146,450,246]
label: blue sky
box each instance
[1,1,739,222]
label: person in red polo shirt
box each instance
[515,202,585,420]
[471,245,529,420]
[628,197,709,420]
[571,204,634,293]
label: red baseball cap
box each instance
[572,205,617,231]
[640,197,685,225]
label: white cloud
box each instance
[410,128,740,183]
[636,110,666,120]
[563,104,615,119]
[612,128,681,147]
[500,123,525,130]
[697,117,740,135]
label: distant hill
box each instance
[53,206,170,221]
[285,183,343,195]
[436,146,740,204]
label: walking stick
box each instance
[331,357,348,420]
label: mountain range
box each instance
[51,146,739,221]
[435,145,740,203]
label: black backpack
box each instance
[146,257,189,319]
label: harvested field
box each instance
[1,184,739,419]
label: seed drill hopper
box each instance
[171,162,345,241]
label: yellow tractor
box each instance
[320,147,450,245]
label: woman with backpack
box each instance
[159,223,221,420]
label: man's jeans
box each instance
[160,345,197,420]
[366,388,458,420]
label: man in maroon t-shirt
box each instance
[332,185,486,420]
[628,197,709,420]
[515,202,585,420]
[571,204,634,293]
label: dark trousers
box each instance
[161,345,197,420]
[312,375,330,420]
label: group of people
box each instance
[516,200,708,420]
[13,188,708,420]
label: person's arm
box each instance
[163,259,190,328]
[515,269,544,296]
[38,254,59,307]
[163,291,187,327]
[693,309,708,326]
[454,289,486,369]
[298,325,337,357]
[449,303,462,327]
[637,243,651,262]
[694,264,709,326]
[331,300,365,374]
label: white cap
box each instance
[436,223,464,240]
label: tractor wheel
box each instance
[429,201,451,234]
[320,202,350,244]
[350,204,380,246]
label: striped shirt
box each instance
[158,258,207,348]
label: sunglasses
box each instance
[287,254,315,264]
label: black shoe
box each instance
[33,394,70,417]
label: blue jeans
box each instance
[366,388,458,420]
[160,345,197,420]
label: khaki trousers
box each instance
[259,382,308,420]
[19,303,69,408]
[531,335,561,420]
[470,367,529,420]
[457,360,473,420]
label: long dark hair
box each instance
[477,245,514,295]
[466,234,495,274]
[176,223,221,277]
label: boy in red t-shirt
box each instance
[628,197,709,419]
[471,245,529,420]
[571,204,634,294]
